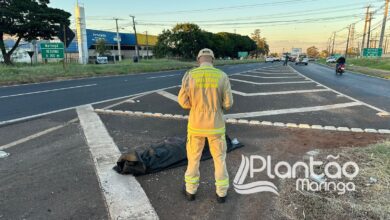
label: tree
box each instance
[320,50,329,58]
[95,39,110,56]
[153,23,257,59]
[270,52,279,57]
[306,46,319,58]
[0,0,71,65]
[250,29,270,58]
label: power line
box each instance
[135,0,322,16]
[138,4,366,24]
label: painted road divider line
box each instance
[231,89,330,96]
[77,105,158,220]
[229,78,313,85]
[0,118,78,151]
[238,74,302,79]
[224,102,362,119]
[0,84,97,99]
[157,90,178,102]
[248,71,295,75]
[102,86,179,110]
[148,74,181,79]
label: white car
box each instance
[326,57,337,63]
[295,58,309,65]
[265,57,274,63]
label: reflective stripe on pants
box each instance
[184,134,229,197]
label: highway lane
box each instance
[292,63,390,112]
[0,63,264,123]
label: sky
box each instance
[49,0,389,53]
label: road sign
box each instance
[41,43,65,59]
[362,48,383,57]
[238,51,248,58]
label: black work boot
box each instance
[216,194,226,203]
[183,188,196,201]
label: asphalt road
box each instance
[106,63,390,130]
[0,63,264,124]
[292,63,390,112]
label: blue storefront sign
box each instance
[86,29,136,48]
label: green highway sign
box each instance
[238,51,249,58]
[41,43,65,59]
[362,48,382,57]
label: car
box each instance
[326,57,337,63]
[273,57,281,62]
[308,57,316,61]
[295,57,309,65]
[265,57,274,63]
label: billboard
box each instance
[291,48,302,56]
[86,29,136,48]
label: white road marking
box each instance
[0,84,97,99]
[0,118,78,151]
[148,74,180,79]
[230,78,313,85]
[289,66,389,114]
[231,89,330,96]
[0,85,179,126]
[157,90,178,102]
[238,73,302,79]
[225,102,362,119]
[77,105,158,219]
[248,71,296,75]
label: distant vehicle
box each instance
[295,57,309,65]
[265,57,274,63]
[326,57,337,63]
[273,57,281,62]
[308,57,316,61]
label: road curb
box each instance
[94,109,390,134]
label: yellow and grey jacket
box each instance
[178,63,233,136]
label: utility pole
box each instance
[345,25,352,57]
[331,32,336,55]
[114,18,122,61]
[361,6,370,53]
[145,31,149,60]
[379,0,390,49]
[130,15,140,59]
[367,12,373,48]
[350,24,355,52]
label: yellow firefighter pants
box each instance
[184,134,229,197]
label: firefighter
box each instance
[178,48,233,203]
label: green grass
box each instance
[0,58,262,86]
[317,58,390,79]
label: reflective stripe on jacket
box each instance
[178,64,233,135]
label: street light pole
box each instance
[114,18,122,61]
